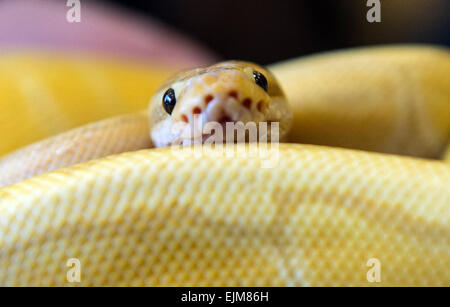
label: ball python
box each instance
[0,45,449,286]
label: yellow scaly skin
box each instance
[275,46,450,158]
[0,112,150,187]
[0,52,174,156]
[0,46,449,286]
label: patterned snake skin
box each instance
[0,46,449,286]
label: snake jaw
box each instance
[152,89,273,147]
[151,95,284,147]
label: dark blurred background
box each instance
[109,0,449,64]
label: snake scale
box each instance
[0,45,449,286]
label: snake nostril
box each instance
[257,100,264,112]
[242,98,252,110]
[228,90,239,100]
[219,115,232,123]
[192,107,202,114]
[181,114,189,123]
[204,95,214,105]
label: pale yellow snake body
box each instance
[0,45,449,286]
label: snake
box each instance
[0,45,449,286]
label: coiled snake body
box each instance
[0,46,449,286]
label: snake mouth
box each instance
[163,91,274,146]
[152,96,286,148]
[152,94,288,148]
[173,116,281,146]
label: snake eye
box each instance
[253,71,268,92]
[162,88,176,115]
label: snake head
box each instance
[148,61,292,147]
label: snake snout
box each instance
[175,68,270,130]
[196,89,265,125]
